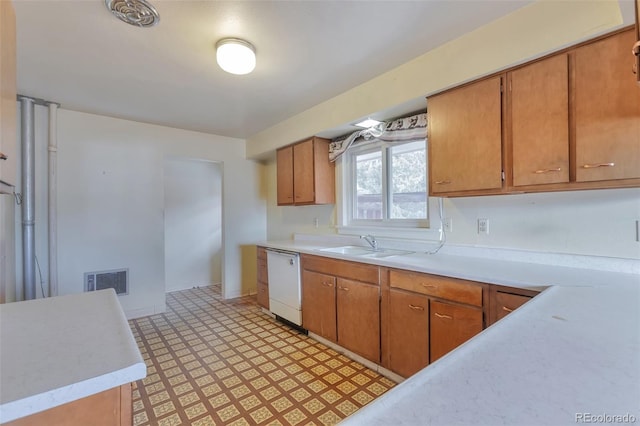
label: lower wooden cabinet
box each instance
[337,278,380,363]
[387,288,429,378]
[6,384,132,426]
[301,270,337,341]
[301,255,381,363]
[429,300,483,362]
[256,247,269,309]
[488,285,540,326]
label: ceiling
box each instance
[14,0,537,140]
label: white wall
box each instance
[266,156,640,260]
[265,161,336,240]
[164,158,222,292]
[56,109,266,318]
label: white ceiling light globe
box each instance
[216,38,256,75]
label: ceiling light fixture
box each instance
[354,118,382,129]
[216,38,256,75]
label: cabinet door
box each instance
[276,146,294,205]
[430,300,482,362]
[510,55,569,186]
[428,76,503,195]
[575,30,640,182]
[302,270,336,341]
[337,278,380,363]
[293,139,315,204]
[0,0,17,192]
[494,292,530,322]
[387,289,429,378]
[257,282,269,309]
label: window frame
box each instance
[342,138,430,230]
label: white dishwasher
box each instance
[266,249,302,326]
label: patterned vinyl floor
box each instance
[128,285,395,426]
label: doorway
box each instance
[163,158,222,293]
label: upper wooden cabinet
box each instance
[276,137,335,206]
[634,0,639,84]
[574,30,640,183]
[428,76,503,196]
[0,0,17,194]
[509,54,569,187]
[427,27,640,197]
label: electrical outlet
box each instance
[478,218,489,235]
[313,217,319,228]
[443,217,453,232]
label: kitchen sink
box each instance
[318,246,373,255]
[317,246,414,258]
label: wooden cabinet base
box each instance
[6,383,132,426]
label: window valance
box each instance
[329,112,427,161]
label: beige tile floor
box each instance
[128,285,394,425]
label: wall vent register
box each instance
[84,268,129,295]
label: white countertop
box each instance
[0,289,146,423]
[259,237,640,425]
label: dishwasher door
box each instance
[266,249,302,325]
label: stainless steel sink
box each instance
[317,246,414,258]
[318,246,373,255]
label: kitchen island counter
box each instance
[0,289,146,423]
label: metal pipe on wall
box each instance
[48,103,58,297]
[19,96,36,300]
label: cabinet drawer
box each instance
[302,255,379,285]
[495,292,531,321]
[389,270,482,307]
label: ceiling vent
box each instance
[105,0,160,28]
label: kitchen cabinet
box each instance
[256,246,269,309]
[574,29,640,183]
[428,76,503,196]
[0,0,17,194]
[337,278,380,363]
[383,269,485,377]
[634,0,639,84]
[427,27,639,197]
[488,284,540,326]
[301,254,380,363]
[5,384,131,426]
[386,288,429,378]
[276,137,335,206]
[429,300,483,362]
[301,269,336,341]
[509,54,569,187]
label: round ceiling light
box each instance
[216,38,256,75]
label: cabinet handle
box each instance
[408,304,424,311]
[502,306,514,313]
[322,282,333,288]
[434,312,453,320]
[534,167,561,174]
[435,180,451,185]
[420,283,437,289]
[0,152,7,161]
[582,162,614,169]
[338,286,350,291]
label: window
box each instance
[346,139,428,228]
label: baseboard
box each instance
[308,332,405,384]
[125,303,166,320]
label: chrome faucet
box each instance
[360,234,378,250]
